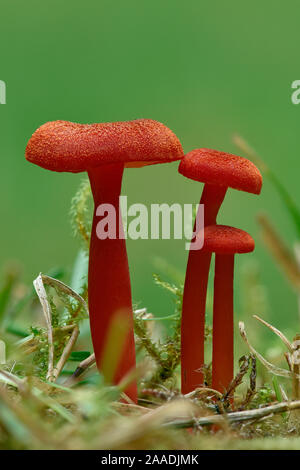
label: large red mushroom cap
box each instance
[25,119,183,173]
[179,148,262,195]
[202,225,255,254]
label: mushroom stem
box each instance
[88,163,137,402]
[212,253,234,393]
[201,184,227,226]
[181,251,212,393]
[181,184,227,394]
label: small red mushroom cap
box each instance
[202,225,255,254]
[25,119,184,173]
[179,148,262,195]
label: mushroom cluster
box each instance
[179,149,262,394]
[25,121,262,402]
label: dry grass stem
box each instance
[239,321,300,380]
[41,274,88,315]
[63,353,96,386]
[253,314,293,352]
[33,273,54,380]
[52,325,79,382]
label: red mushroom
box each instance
[178,149,262,394]
[26,119,183,402]
[202,225,254,393]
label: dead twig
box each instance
[223,355,252,404]
[63,353,96,386]
[239,355,257,410]
[165,400,300,428]
[52,325,79,382]
[184,387,223,401]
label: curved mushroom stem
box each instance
[212,254,234,393]
[181,184,227,394]
[201,184,227,226]
[88,163,137,402]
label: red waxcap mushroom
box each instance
[179,148,262,195]
[179,149,261,395]
[26,119,183,172]
[202,225,255,254]
[203,225,254,395]
[26,119,183,403]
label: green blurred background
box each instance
[1,1,300,342]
